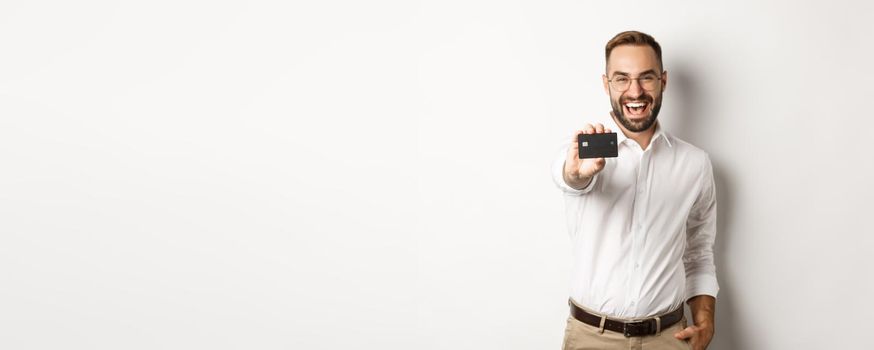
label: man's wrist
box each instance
[564,172,592,190]
[695,319,714,329]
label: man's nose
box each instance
[626,78,644,96]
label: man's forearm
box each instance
[687,295,716,328]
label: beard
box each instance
[610,91,662,132]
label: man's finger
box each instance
[673,326,697,339]
[594,158,605,170]
[593,123,605,133]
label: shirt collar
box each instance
[652,122,673,148]
[605,115,674,149]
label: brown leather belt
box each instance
[568,299,684,337]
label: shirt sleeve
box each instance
[551,141,598,195]
[683,154,720,301]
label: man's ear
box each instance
[661,70,668,92]
[602,74,610,95]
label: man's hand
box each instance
[674,295,716,350]
[563,123,612,190]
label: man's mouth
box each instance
[623,101,650,118]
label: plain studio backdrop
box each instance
[1,0,872,349]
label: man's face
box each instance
[602,45,667,133]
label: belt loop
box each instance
[598,315,606,334]
[655,316,662,336]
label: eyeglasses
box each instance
[607,73,663,92]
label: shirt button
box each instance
[630,301,636,306]
[635,263,640,269]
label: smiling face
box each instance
[603,44,667,133]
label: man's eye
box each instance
[614,77,629,83]
[640,76,657,82]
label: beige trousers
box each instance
[561,310,692,350]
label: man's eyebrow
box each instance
[638,69,658,76]
[609,69,658,77]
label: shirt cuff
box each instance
[561,173,598,195]
[685,273,719,301]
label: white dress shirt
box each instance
[552,117,719,319]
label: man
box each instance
[552,31,718,350]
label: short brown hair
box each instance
[605,31,663,72]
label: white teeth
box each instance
[625,102,646,108]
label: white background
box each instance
[1,1,872,349]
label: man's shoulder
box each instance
[665,134,712,166]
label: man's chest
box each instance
[596,149,703,215]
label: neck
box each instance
[611,112,657,150]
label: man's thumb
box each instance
[674,326,697,339]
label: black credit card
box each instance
[578,132,618,159]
